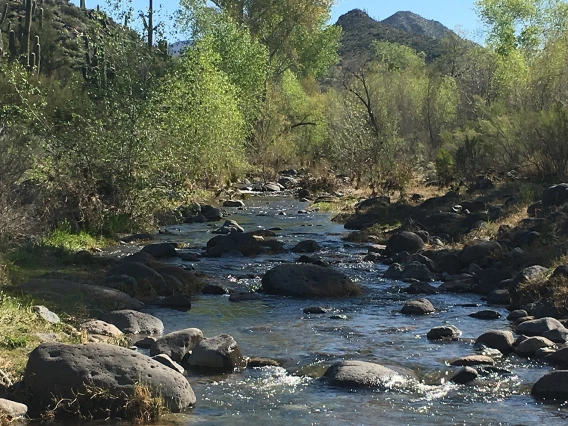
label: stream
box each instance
[112,196,568,425]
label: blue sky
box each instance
[79,0,483,41]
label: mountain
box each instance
[382,11,450,40]
[336,9,445,68]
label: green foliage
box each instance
[435,148,455,186]
[41,222,103,252]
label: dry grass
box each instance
[46,383,167,423]
[518,274,568,312]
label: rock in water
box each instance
[516,317,565,337]
[324,360,411,389]
[427,325,460,340]
[141,243,178,258]
[186,334,246,373]
[150,328,204,362]
[475,330,515,354]
[400,298,436,315]
[261,264,361,298]
[451,367,478,384]
[23,343,195,412]
[532,371,568,399]
[291,240,321,253]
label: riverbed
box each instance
[118,196,568,425]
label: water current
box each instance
[110,196,568,425]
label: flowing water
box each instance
[113,196,567,425]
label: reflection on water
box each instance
[124,196,568,425]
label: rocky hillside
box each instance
[382,11,450,40]
[336,9,445,68]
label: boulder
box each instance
[323,360,412,389]
[201,284,228,295]
[450,367,478,384]
[149,328,204,362]
[298,189,312,199]
[469,310,502,320]
[542,183,568,207]
[402,282,438,295]
[427,325,460,340]
[486,289,511,305]
[400,298,436,315]
[261,264,361,298]
[133,336,156,349]
[545,347,568,367]
[80,320,123,338]
[303,306,333,314]
[460,241,502,265]
[532,371,568,399]
[23,343,195,412]
[152,354,185,375]
[507,310,528,321]
[542,328,568,343]
[104,275,138,297]
[153,266,204,295]
[0,399,27,419]
[157,295,192,311]
[212,220,245,234]
[384,262,436,282]
[141,243,178,259]
[297,255,330,267]
[386,232,424,255]
[21,279,144,311]
[475,330,515,353]
[101,310,164,334]
[201,205,223,221]
[516,336,555,357]
[516,317,565,337]
[207,232,285,257]
[118,251,156,266]
[32,306,60,324]
[223,200,245,208]
[450,355,494,367]
[508,265,549,306]
[186,334,246,373]
[291,240,321,254]
[106,262,167,296]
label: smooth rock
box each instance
[104,275,138,297]
[516,317,565,337]
[106,262,167,296]
[545,347,568,367]
[323,360,411,389]
[23,343,195,412]
[542,327,568,343]
[262,264,361,298]
[141,243,178,258]
[532,370,568,399]
[186,335,246,372]
[450,355,495,367]
[460,241,502,265]
[475,330,515,353]
[469,310,501,320]
[101,310,164,334]
[516,336,556,357]
[133,336,157,349]
[150,328,204,362]
[303,306,333,314]
[0,398,27,418]
[207,232,285,257]
[427,325,460,340]
[153,266,204,295]
[450,367,478,384]
[507,310,528,321]
[157,295,192,311]
[386,232,424,255]
[400,298,436,315]
[291,240,321,254]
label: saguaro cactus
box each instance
[80,0,86,9]
[141,0,157,47]
[8,28,15,61]
[21,0,33,61]
[33,34,40,73]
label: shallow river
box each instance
[117,196,567,425]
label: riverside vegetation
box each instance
[2,0,568,423]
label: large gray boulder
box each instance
[384,262,436,282]
[516,317,565,337]
[532,371,568,399]
[291,240,321,254]
[460,241,502,265]
[106,262,168,296]
[542,183,568,207]
[386,232,424,255]
[186,335,246,373]
[475,330,515,353]
[427,325,460,340]
[261,264,361,298]
[207,232,285,257]
[149,328,204,362]
[516,336,556,357]
[141,243,178,259]
[23,343,195,412]
[323,360,412,389]
[508,265,548,306]
[101,310,164,334]
[0,398,27,419]
[450,367,478,385]
[20,279,143,311]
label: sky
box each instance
[79,0,484,42]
